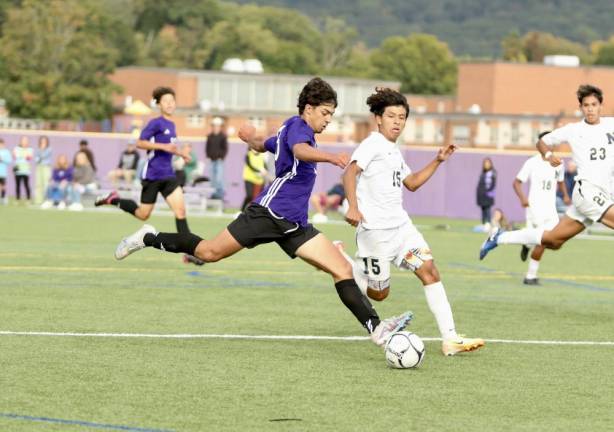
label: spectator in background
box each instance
[241,148,267,211]
[205,117,228,199]
[13,136,33,202]
[310,182,346,223]
[108,142,139,188]
[34,135,52,204]
[556,159,577,213]
[75,139,97,173]
[70,151,98,211]
[476,157,497,231]
[41,154,73,210]
[0,138,12,204]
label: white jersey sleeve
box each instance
[542,124,573,147]
[351,139,379,171]
[516,158,532,182]
[401,159,412,179]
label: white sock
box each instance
[336,245,368,295]
[498,228,544,246]
[423,281,458,341]
[526,259,540,279]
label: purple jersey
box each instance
[256,116,317,226]
[139,116,177,180]
[52,167,73,182]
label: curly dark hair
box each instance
[152,86,175,104]
[297,78,337,114]
[366,88,410,116]
[576,84,603,104]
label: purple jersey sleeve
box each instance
[264,136,276,153]
[286,121,313,149]
[139,118,159,141]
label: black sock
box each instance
[175,218,190,234]
[113,198,138,215]
[143,232,202,256]
[335,279,380,333]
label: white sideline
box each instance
[1,331,613,346]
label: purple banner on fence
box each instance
[0,130,538,222]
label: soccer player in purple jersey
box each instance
[113,78,412,347]
[95,87,203,265]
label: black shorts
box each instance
[140,177,180,204]
[227,204,320,258]
[0,178,5,186]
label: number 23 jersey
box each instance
[351,131,412,229]
[542,117,614,191]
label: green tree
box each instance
[521,31,590,63]
[320,17,359,72]
[593,36,614,65]
[0,0,120,120]
[501,32,527,62]
[370,33,457,94]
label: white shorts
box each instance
[525,208,559,230]
[566,180,613,225]
[356,221,432,287]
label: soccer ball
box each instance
[384,331,425,369]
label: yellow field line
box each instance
[0,265,306,276]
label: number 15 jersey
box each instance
[351,131,412,229]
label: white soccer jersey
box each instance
[542,117,614,191]
[516,154,564,219]
[351,131,412,229]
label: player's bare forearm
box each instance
[342,162,361,209]
[403,159,441,192]
[558,181,571,203]
[238,124,266,152]
[247,137,266,153]
[536,139,551,157]
[293,143,348,168]
[343,161,364,226]
[513,179,528,207]
[537,139,561,166]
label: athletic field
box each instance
[1,206,612,431]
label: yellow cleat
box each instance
[442,336,485,356]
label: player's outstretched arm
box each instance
[403,144,456,192]
[342,161,365,227]
[238,125,266,152]
[292,143,349,168]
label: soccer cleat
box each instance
[479,228,502,260]
[442,335,485,356]
[115,224,157,260]
[370,311,413,347]
[523,277,540,285]
[95,190,119,207]
[520,245,530,262]
[183,254,205,266]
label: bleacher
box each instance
[81,181,223,216]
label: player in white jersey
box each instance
[339,88,484,356]
[513,132,571,285]
[481,84,614,260]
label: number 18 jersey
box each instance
[516,154,564,220]
[351,132,412,229]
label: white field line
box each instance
[1,331,613,346]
